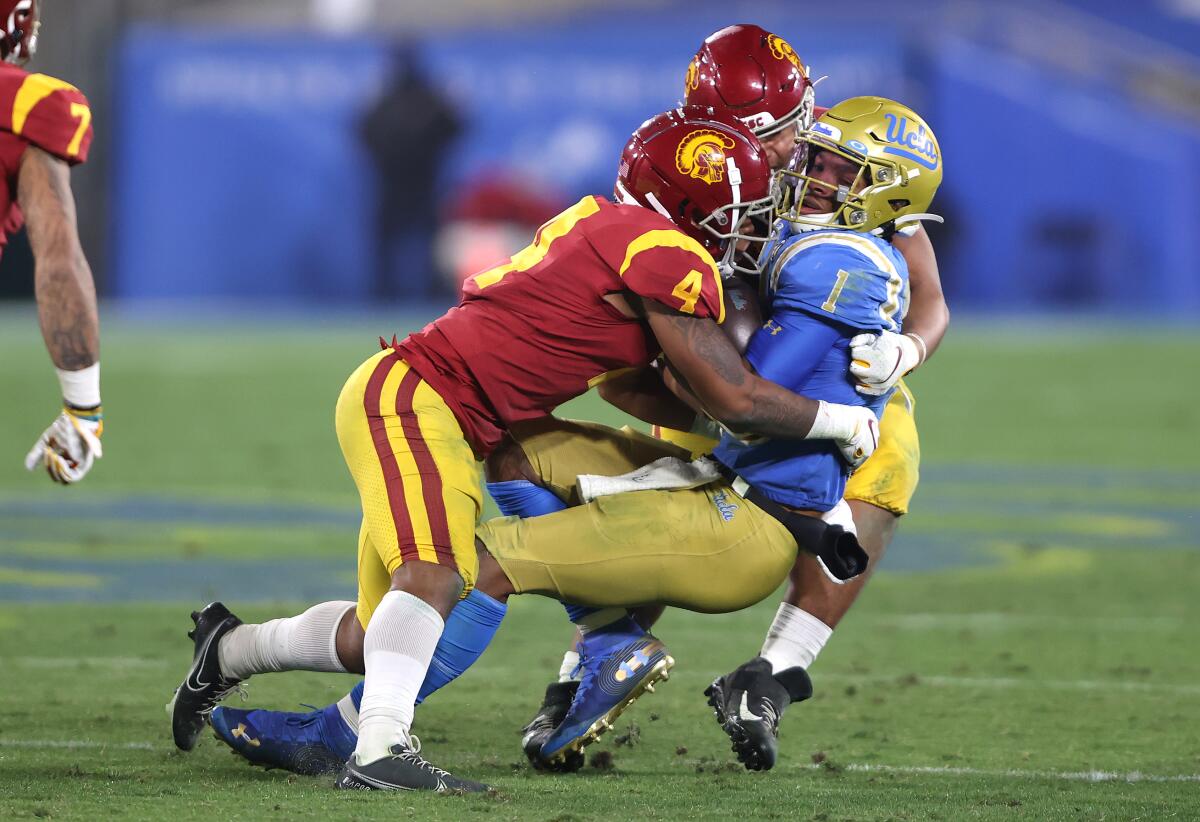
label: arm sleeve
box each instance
[744,305,849,393]
[8,74,92,165]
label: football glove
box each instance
[25,405,104,485]
[849,331,924,396]
[805,401,878,471]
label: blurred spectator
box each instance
[434,173,564,294]
[358,46,461,300]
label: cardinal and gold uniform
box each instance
[0,64,93,252]
[343,195,726,626]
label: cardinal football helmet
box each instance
[685,24,815,140]
[616,105,777,278]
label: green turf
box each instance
[0,306,1198,819]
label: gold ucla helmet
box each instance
[782,96,942,233]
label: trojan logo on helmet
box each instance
[674,129,736,186]
[615,105,777,278]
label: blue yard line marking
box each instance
[0,556,354,604]
[1,462,1196,601]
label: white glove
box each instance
[25,407,104,485]
[849,331,924,396]
[805,400,879,471]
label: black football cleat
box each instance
[167,602,245,751]
[335,740,489,793]
[704,656,812,771]
[520,681,583,773]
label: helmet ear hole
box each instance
[888,199,910,210]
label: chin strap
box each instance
[893,212,944,227]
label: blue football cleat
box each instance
[211,703,357,776]
[538,633,673,765]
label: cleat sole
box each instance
[544,654,674,766]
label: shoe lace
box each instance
[199,681,247,718]
[393,736,455,780]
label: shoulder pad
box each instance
[767,231,906,331]
[2,72,92,164]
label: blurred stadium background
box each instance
[1,1,1198,818]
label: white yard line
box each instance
[5,656,169,669]
[831,763,1200,784]
[817,672,1200,696]
[0,739,159,751]
[872,612,1185,631]
[1,738,1195,785]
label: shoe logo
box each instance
[614,649,650,683]
[184,627,222,692]
[231,723,261,748]
[738,693,764,723]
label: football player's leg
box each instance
[168,580,359,751]
[708,383,920,770]
[477,481,797,765]
[209,522,380,773]
[487,419,689,764]
[331,351,489,793]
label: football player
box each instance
[0,1,104,484]
[168,106,881,792]
[520,24,949,770]
[205,96,941,778]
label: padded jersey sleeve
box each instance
[2,73,93,165]
[768,233,906,332]
[617,230,725,323]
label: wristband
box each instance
[903,332,927,370]
[57,362,101,409]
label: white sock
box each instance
[354,590,444,764]
[759,603,832,673]
[557,650,581,682]
[217,601,354,680]
[336,691,360,735]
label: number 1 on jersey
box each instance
[821,268,851,314]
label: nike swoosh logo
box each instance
[184,625,222,692]
[738,692,764,723]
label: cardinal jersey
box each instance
[396,195,725,457]
[0,63,93,255]
[714,227,909,511]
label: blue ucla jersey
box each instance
[712,227,909,511]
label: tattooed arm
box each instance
[644,299,821,439]
[20,145,98,372]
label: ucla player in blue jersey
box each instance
[203,96,939,776]
[704,95,944,770]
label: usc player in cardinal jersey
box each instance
[514,24,950,772]
[0,1,104,484]
[168,106,881,792]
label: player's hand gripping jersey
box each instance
[0,63,92,253]
[713,224,909,511]
[397,195,725,457]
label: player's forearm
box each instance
[20,146,100,373]
[648,305,820,440]
[35,257,99,371]
[597,366,698,429]
[892,225,949,362]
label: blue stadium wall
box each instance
[111,6,1200,313]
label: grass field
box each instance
[1,305,1198,820]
